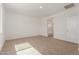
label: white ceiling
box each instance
[4,3,70,18]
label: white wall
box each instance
[0,4,5,51]
[0,6,2,33]
[41,6,79,44]
[5,12,41,40]
[53,13,67,40]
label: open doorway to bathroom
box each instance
[47,18,53,37]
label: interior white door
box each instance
[66,16,78,43]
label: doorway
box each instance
[47,18,53,37]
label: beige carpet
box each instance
[0,36,78,55]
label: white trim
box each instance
[54,36,79,44]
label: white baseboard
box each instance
[6,34,41,40]
[54,37,78,44]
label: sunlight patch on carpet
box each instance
[15,42,41,55]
